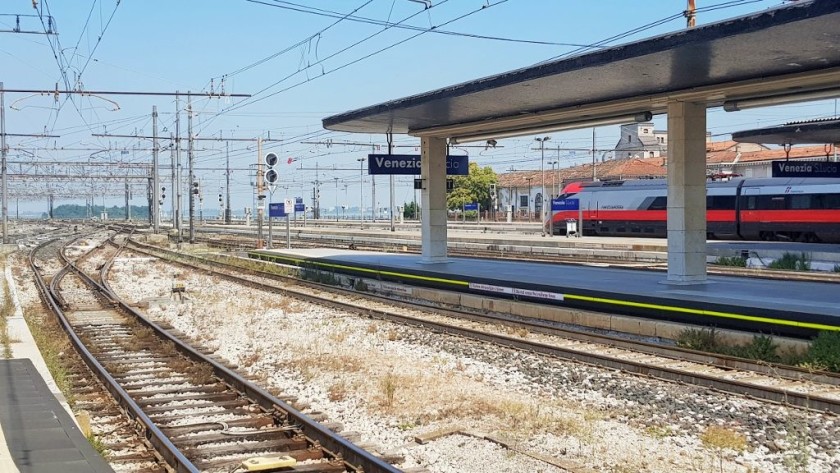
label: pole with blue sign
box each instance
[551,198,581,237]
[464,202,480,224]
[268,199,293,248]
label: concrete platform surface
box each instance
[0,359,113,473]
[255,248,839,337]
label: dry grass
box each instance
[380,372,399,407]
[288,353,367,377]
[505,326,529,338]
[122,334,150,352]
[0,261,13,358]
[700,425,749,473]
[239,347,263,368]
[133,325,156,342]
[700,425,748,452]
[23,306,76,405]
[186,363,215,385]
[329,331,348,343]
[159,340,180,357]
[386,328,399,341]
[328,381,349,402]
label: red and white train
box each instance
[550,177,840,243]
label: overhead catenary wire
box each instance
[197,0,513,134]
[220,0,375,79]
[245,0,596,50]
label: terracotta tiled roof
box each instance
[497,142,836,187]
[706,144,833,164]
[705,140,741,152]
[498,157,666,187]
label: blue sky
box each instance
[2,0,836,214]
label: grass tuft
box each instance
[701,425,748,452]
[768,252,811,271]
[86,433,108,457]
[676,328,719,352]
[380,372,398,407]
[24,307,75,405]
[804,331,840,372]
[713,256,747,267]
[0,262,13,359]
[676,327,840,373]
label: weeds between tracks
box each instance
[677,328,840,372]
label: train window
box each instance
[646,196,667,210]
[790,195,811,209]
[746,196,757,210]
[707,196,735,210]
[818,193,840,209]
[758,195,785,210]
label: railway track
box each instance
[119,233,840,416]
[28,236,165,472]
[31,234,402,473]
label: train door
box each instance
[738,186,761,239]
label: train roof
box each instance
[575,177,840,191]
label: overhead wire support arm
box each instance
[0,13,56,35]
[91,134,281,142]
[0,88,251,98]
[2,133,59,138]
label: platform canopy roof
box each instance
[732,118,840,145]
[323,1,840,142]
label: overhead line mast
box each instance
[686,0,696,28]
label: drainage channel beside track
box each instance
[31,233,403,473]
[120,233,840,415]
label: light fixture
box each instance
[449,111,653,144]
[723,88,840,112]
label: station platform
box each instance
[250,248,840,338]
[0,359,113,473]
[200,221,840,267]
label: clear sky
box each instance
[2,0,836,215]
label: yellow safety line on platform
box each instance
[250,252,838,331]
[562,294,839,331]
[252,252,468,286]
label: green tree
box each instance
[52,204,150,220]
[402,201,419,219]
[446,162,498,211]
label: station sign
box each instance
[294,197,305,212]
[464,203,478,211]
[367,154,469,175]
[551,198,579,211]
[772,160,840,178]
[268,203,287,218]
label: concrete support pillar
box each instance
[420,136,448,263]
[666,100,707,284]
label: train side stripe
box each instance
[250,251,839,332]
